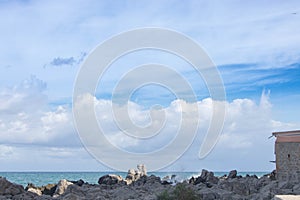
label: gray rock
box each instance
[258,181,278,199]
[200,169,209,180]
[206,172,219,184]
[42,184,56,196]
[293,183,300,195]
[198,187,235,200]
[228,170,237,179]
[69,179,84,186]
[98,174,124,185]
[199,187,220,199]
[218,176,259,196]
[193,169,208,185]
[57,184,87,199]
[53,179,73,197]
[11,191,39,200]
[144,175,161,185]
[193,169,218,185]
[0,177,25,196]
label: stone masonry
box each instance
[273,130,300,182]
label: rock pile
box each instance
[125,164,147,184]
[1,169,300,199]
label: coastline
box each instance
[0,171,269,187]
[1,169,300,199]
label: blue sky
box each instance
[0,0,300,172]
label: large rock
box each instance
[198,187,236,200]
[137,164,147,176]
[206,172,219,184]
[192,169,219,185]
[258,180,277,199]
[125,164,148,184]
[98,174,124,185]
[69,179,84,187]
[293,183,300,194]
[126,168,136,183]
[58,184,88,199]
[218,175,262,196]
[42,183,57,196]
[193,169,208,184]
[0,177,25,196]
[26,183,57,197]
[53,179,73,197]
[228,170,237,179]
[8,191,40,199]
[136,174,161,186]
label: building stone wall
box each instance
[275,142,300,182]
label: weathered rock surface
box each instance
[2,169,300,199]
[98,174,125,185]
[0,177,41,199]
[125,164,148,184]
[25,183,57,196]
[228,169,237,179]
[0,177,25,196]
[53,179,73,197]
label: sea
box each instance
[0,171,269,187]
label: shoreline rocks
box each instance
[1,169,300,199]
[25,183,57,196]
[98,174,125,185]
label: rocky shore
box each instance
[1,167,300,200]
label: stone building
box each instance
[272,130,300,182]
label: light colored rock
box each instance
[274,195,300,200]
[128,168,136,176]
[53,179,73,197]
[126,169,136,181]
[137,164,147,176]
[27,187,42,196]
[125,165,147,184]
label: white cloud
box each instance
[0,75,299,170]
[0,76,75,145]
[75,91,299,170]
[0,145,14,159]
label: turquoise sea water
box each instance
[0,171,269,187]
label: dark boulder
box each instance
[193,169,219,185]
[98,174,124,185]
[228,170,237,179]
[0,177,25,196]
[70,179,84,186]
[42,183,57,196]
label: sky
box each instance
[0,0,300,172]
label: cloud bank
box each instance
[0,76,298,171]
